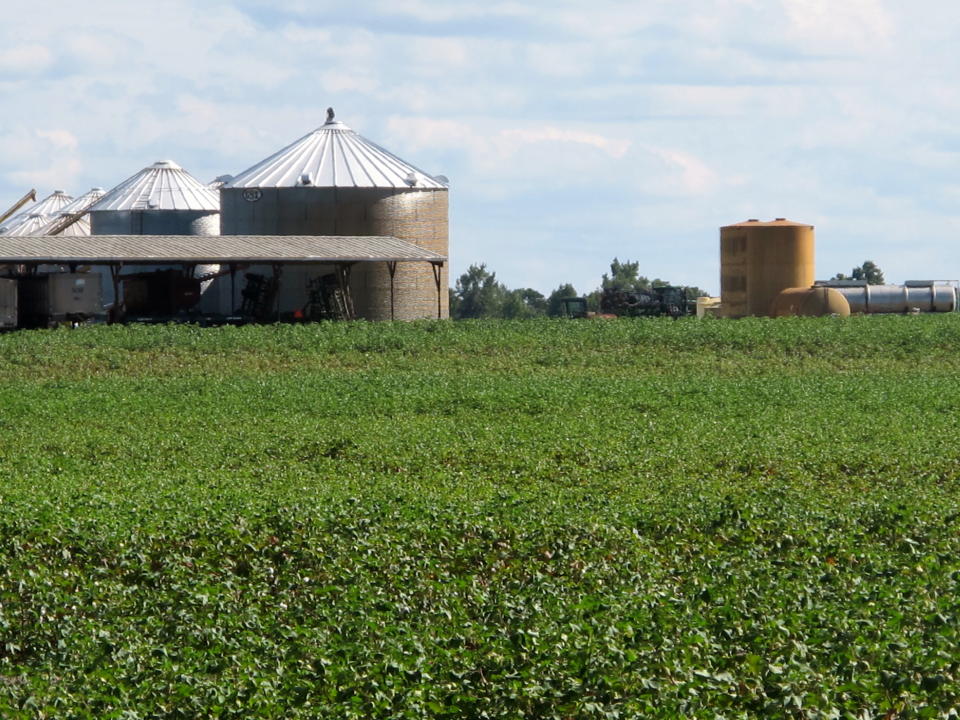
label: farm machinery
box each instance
[562,286,695,319]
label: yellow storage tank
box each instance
[770,287,850,317]
[720,218,815,318]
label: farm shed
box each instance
[0,234,445,323]
[221,109,449,320]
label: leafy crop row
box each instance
[1,317,959,717]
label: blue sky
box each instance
[1,0,958,295]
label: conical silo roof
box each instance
[59,187,106,215]
[226,109,448,190]
[4,213,55,236]
[0,190,73,234]
[91,161,219,212]
[41,187,106,236]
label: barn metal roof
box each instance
[91,161,220,213]
[0,191,73,234]
[0,235,446,264]
[226,109,448,190]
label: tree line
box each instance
[449,259,709,320]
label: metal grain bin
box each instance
[0,191,73,235]
[90,161,219,236]
[41,188,105,237]
[221,110,449,320]
[720,218,814,318]
[90,162,220,308]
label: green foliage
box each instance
[833,260,885,285]
[601,257,657,294]
[600,258,707,304]
[501,288,547,319]
[451,263,508,319]
[546,283,578,317]
[1,317,960,716]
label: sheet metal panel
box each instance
[0,235,446,264]
[0,191,73,234]
[91,161,219,212]
[226,115,448,190]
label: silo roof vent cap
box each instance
[404,172,420,187]
[298,172,314,186]
[152,160,181,169]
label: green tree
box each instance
[833,261,885,285]
[601,258,652,294]
[448,288,460,318]
[502,288,547,319]
[546,283,578,317]
[452,263,508,319]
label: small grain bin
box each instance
[770,287,850,317]
[221,109,449,320]
[89,162,220,311]
[89,161,219,235]
[720,218,814,318]
[0,191,73,235]
[41,188,105,236]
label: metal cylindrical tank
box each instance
[221,112,449,320]
[89,161,221,308]
[770,286,850,317]
[90,161,220,237]
[90,209,219,235]
[821,283,958,313]
[720,218,815,318]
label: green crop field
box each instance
[1,316,960,718]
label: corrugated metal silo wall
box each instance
[220,187,449,320]
[90,210,221,307]
[746,226,813,317]
[91,211,220,236]
[720,223,814,318]
[719,228,748,318]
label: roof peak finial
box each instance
[326,107,335,124]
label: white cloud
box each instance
[781,0,893,52]
[36,130,79,152]
[0,44,53,73]
[499,127,631,159]
[0,0,957,294]
[641,147,719,196]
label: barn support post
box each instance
[386,261,397,321]
[272,264,283,322]
[109,263,124,324]
[229,263,236,315]
[431,261,443,319]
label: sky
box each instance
[1,0,959,296]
